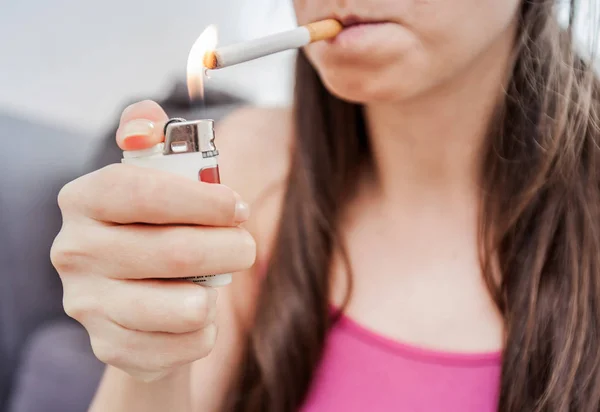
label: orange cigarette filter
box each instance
[203,19,343,70]
[305,19,344,42]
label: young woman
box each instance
[51,0,600,411]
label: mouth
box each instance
[320,14,394,46]
[307,13,411,59]
[338,15,389,28]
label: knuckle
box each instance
[164,237,203,274]
[205,300,218,324]
[179,314,206,333]
[49,234,67,272]
[62,299,84,321]
[90,338,125,367]
[199,323,218,356]
[177,325,218,365]
[50,230,86,273]
[212,185,237,222]
[62,293,102,322]
[179,292,211,331]
[79,165,122,219]
[56,179,80,211]
[91,339,154,374]
[237,229,257,269]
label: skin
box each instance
[51,0,521,410]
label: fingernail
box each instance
[121,119,155,146]
[234,200,250,223]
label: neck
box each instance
[363,29,516,209]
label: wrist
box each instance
[89,365,193,412]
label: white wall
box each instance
[0,0,297,136]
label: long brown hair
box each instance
[229,1,600,411]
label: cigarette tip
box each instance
[203,51,218,70]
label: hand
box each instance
[51,100,256,382]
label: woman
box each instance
[51,0,600,411]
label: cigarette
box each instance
[203,19,343,70]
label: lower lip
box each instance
[330,22,393,46]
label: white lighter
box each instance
[121,117,232,287]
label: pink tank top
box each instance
[301,312,502,411]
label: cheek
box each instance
[292,0,315,25]
[300,0,521,104]
[305,43,432,103]
[419,0,520,89]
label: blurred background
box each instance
[0,0,297,138]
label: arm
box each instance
[90,366,193,412]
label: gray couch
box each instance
[0,84,245,412]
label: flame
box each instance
[187,25,218,101]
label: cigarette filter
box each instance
[204,19,343,70]
[121,118,231,288]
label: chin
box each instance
[311,60,423,105]
[305,42,430,105]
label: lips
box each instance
[315,16,402,52]
[338,15,389,28]
[306,13,411,60]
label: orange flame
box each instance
[187,25,218,101]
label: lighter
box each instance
[121,117,232,287]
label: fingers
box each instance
[58,164,250,226]
[55,222,256,280]
[87,318,218,378]
[102,223,256,279]
[116,100,169,151]
[102,279,218,334]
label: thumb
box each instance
[116,100,169,151]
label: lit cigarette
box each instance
[203,19,343,70]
